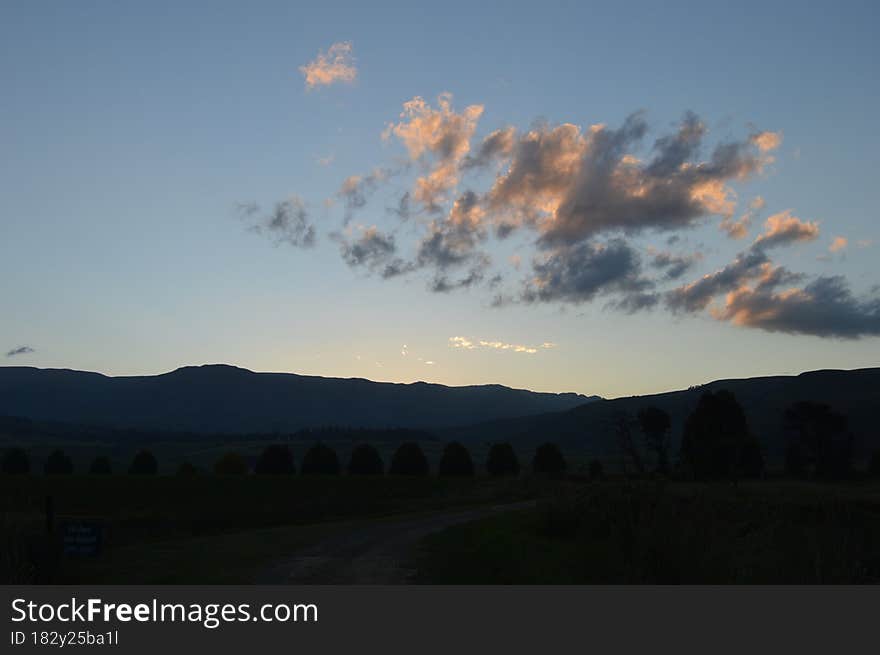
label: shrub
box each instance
[301,444,340,475]
[129,450,158,475]
[486,443,519,477]
[44,449,73,475]
[1,448,30,475]
[347,444,384,476]
[254,445,295,475]
[176,461,198,476]
[532,442,566,477]
[588,459,605,481]
[438,442,474,477]
[389,442,429,476]
[868,451,880,479]
[214,452,248,475]
[89,456,112,475]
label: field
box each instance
[1,473,539,584]
[415,480,880,584]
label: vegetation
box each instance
[254,445,295,475]
[301,444,341,475]
[532,443,566,477]
[638,407,671,474]
[416,481,880,584]
[389,443,429,476]
[44,449,74,475]
[2,447,30,475]
[348,444,384,476]
[784,401,853,480]
[438,442,475,477]
[129,450,158,475]
[486,443,519,477]
[214,452,249,475]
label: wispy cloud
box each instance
[6,345,34,357]
[299,42,357,89]
[449,336,556,354]
[829,236,848,253]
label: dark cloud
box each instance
[337,168,392,224]
[462,127,517,169]
[336,227,412,279]
[651,251,701,280]
[666,247,771,313]
[6,345,35,357]
[239,197,315,248]
[522,239,651,305]
[721,275,880,338]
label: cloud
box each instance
[462,127,517,169]
[522,238,653,305]
[856,239,873,249]
[750,130,783,152]
[719,275,880,338]
[6,345,35,357]
[481,112,776,247]
[752,210,819,249]
[650,250,702,280]
[448,336,549,354]
[336,168,391,224]
[829,236,848,253]
[335,226,411,278]
[383,93,484,211]
[239,197,316,248]
[720,196,764,240]
[299,42,357,89]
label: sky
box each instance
[1,0,879,398]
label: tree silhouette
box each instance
[347,444,384,475]
[784,442,807,479]
[486,443,519,477]
[588,459,604,481]
[214,452,248,475]
[438,442,475,477]
[680,390,762,480]
[129,450,158,475]
[255,444,296,475]
[613,411,645,475]
[389,442,429,476]
[1,448,30,475]
[177,461,198,476]
[89,456,112,475]
[638,407,671,474]
[784,401,853,480]
[532,442,566,477]
[301,444,340,475]
[44,449,73,475]
[868,451,880,479]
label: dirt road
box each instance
[256,501,534,584]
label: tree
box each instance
[214,452,248,475]
[1,447,30,475]
[437,442,475,477]
[389,442,429,476]
[486,443,519,477]
[679,390,762,480]
[868,451,880,479]
[89,456,112,475]
[176,461,198,476]
[784,401,852,480]
[588,458,604,481]
[613,411,645,476]
[347,444,384,476]
[301,444,340,475]
[129,450,158,475]
[532,442,566,477]
[638,407,671,474]
[784,442,807,479]
[44,449,73,475]
[255,445,296,475]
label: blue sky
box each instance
[1,0,878,397]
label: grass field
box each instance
[1,474,540,583]
[415,480,880,584]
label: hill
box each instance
[446,368,880,463]
[0,364,595,434]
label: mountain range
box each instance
[0,364,595,434]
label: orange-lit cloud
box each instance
[299,42,357,89]
[753,210,819,249]
[829,236,848,252]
